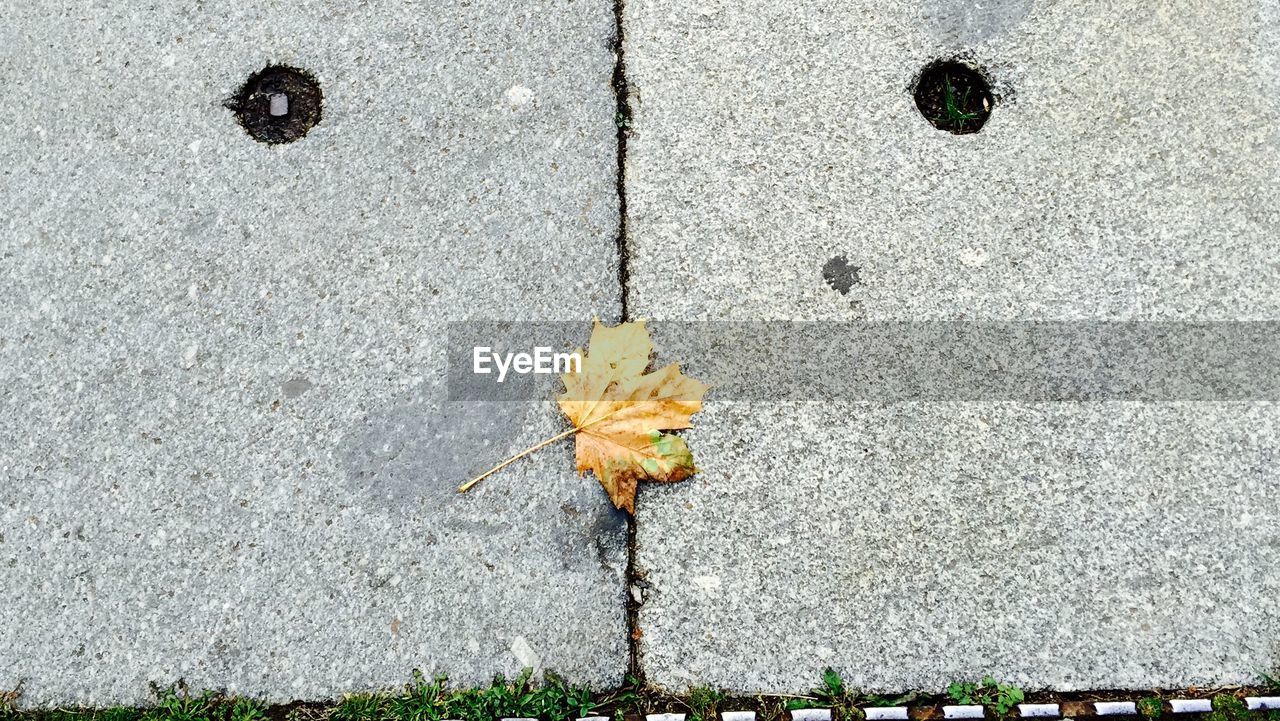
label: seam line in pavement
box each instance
[611,0,644,686]
[611,0,632,324]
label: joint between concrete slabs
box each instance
[610,0,645,688]
[611,0,632,324]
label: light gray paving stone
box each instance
[0,0,623,707]
[627,0,1280,695]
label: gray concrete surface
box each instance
[627,0,1280,693]
[0,0,624,707]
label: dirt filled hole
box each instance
[913,60,993,134]
[226,65,323,144]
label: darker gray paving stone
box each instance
[0,0,623,707]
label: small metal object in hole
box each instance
[268,93,289,117]
[226,65,322,144]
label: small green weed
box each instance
[818,669,846,701]
[687,688,726,721]
[598,675,641,718]
[535,673,598,721]
[860,693,928,709]
[1137,697,1163,719]
[1203,694,1280,721]
[140,688,267,721]
[145,689,219,721]
[783,669,861,721]
[229,700,266,721]
[1207,694,1250,721]
[333,693,388,721]
[443,671,540,721]
[946,677,1024,717]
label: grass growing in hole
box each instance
[915,62,992,134]
[941,74,980,126]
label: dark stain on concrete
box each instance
[823,255,861,295]
[342,394,537,509]
[282,377,314,398]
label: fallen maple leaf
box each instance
[459,320,708,513]
[558,320,708,512]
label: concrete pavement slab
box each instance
[0,0,624,706]
[625,0,1280,693]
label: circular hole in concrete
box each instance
[913,60,993,134]
[227,65,323,144]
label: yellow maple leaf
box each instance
[557,320,708,513]
[458,320,708,513]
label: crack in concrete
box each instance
[613,0,632,326]
[610,0,645,686]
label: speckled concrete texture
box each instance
[626,0,1280,693]
[0,0,624,707]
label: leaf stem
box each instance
[457,387,702,493]
[457,426,581,493]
